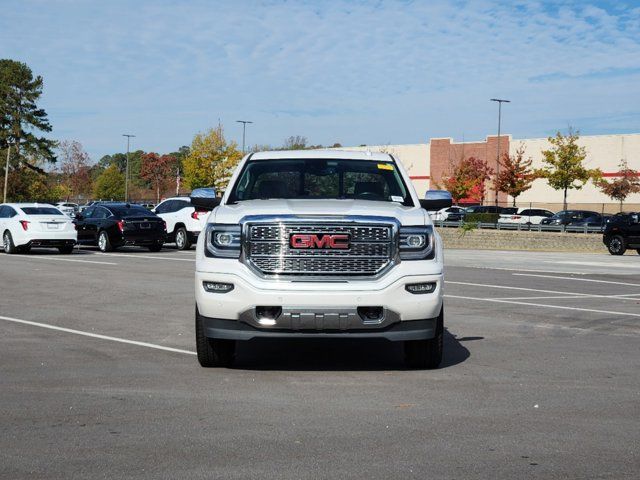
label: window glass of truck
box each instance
[228,159,412,206]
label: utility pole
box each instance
[236,120,253,154]
[3,143,10,203]
[122,134,135,201]
[490,98,510,206]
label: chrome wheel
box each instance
[610,238,622,252]
[3,233,9,252]
[98,232,107,251]
[176,230,186,249]
[608,235,626,255]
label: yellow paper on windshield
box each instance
[377,163,394,171]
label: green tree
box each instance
[595,159,640,211]
[183,125,242,191]
[0,59,56,165]
[93,164,125,200]
[495,145,537,206]
[537,128,601,210]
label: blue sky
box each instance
[2,0,640,161]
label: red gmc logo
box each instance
[290,233,350,249]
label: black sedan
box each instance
[540,210,602,227]
[74,203,166,252]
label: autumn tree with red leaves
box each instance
[59,140,92,199]
[439,156,494,204]
[495,145,537,206]
[140,153,175,203]
[596,159,640,211]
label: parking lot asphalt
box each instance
[1,247,639,479]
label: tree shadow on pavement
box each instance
[232,329,472,371]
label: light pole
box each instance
[490,98,510,206]
[3,142,10,204]
[122,134,135,201]
[236,120,253,153]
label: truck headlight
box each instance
[399,226,434,260]
[206,224,241,258]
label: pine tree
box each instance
[0,59,56,165]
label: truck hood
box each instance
[211,199,428,225]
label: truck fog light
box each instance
[406,234,425,248]
[405,282,436,294]
[256,306,282,325]
[202,281,234,293]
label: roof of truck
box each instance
[249,149,395,161]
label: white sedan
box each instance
[54,202,79,217]
[497,208,555,225]
[429,206,466,221]
[0,203,77,254]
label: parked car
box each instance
[498,208,555,225]
[53,202,79,217]
[603,212,640,255]
[540,210,601,227]
[138,203,156,210]
[464,205,504,214]
[0,203,77,254]
[429,206,466,222]
[79,201,98,213]
[153,196,208,250]
[74,202,166,252]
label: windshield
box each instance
[21,207,64,215]
[227,159,413,206]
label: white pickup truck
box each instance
[192,150,451,369]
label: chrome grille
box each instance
[245,222,394,276]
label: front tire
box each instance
[195,309,235,367]
[58,245,74,254]
[404,308,443,369]
[636,249,640,255]
[607,235,626,255]
[98,230,113,252]
[174,227,191,250]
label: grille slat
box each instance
[245,222,393,276]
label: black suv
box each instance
[603,212,640,255]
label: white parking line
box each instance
[1,255,117,266]
[446,280,603,298]
[512,273,640,288]
[548,260,640,269]
[0,315,196,355]
[96,253,195,262]
[493,294,640,301]
[444,294,640,318]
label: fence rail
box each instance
[433,220,606,234]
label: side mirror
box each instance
[420,190,453,211]
[632,214,639,224]
[190,187,221,211]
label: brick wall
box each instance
[437,228,605,253]
[430,136,510,204]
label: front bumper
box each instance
[198,311,439,342]
[195,269,444,338]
